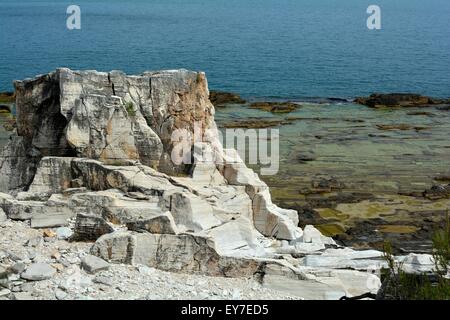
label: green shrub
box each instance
[379,212,450,300]
[124,101,136,117]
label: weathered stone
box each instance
[0,135,41,193]
[202,217,265,257]
[91,231,263,277]
[0,288,11,297]
[219,149,268,197]
[0,266,8,279]
[30,205,74,228]
[159,189,222,232]
[81,255,110,274]
[12,292,34,300]
[72,213,114,241]
[55,227,73,240]
[55,289,67,300]
[0,192,14,205]
[400,253,435,273]
[11,263,26,274]
[28,157,74,195]
[0,68,374,288]
[252,190,302,241]
[132,232,262,276]
[90,231,136,264]
[66,94,139,161]
[301,225,336,245]
[301,248,386,270]
[0,208,6,222]
[126,211,178,235]
[26,236,43,248]
[21,263,56,281]
[3,200,45,220]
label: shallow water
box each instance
[216,102,450,251]
[216,102,450,196]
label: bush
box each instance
[124,101,136,117]
[378,211,450,300]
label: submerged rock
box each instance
[249,101,300,113]
[209,91,246,106]
[355,93,449,108]
[0,92,14,104]
[220,118,287,129]
[423,184,450,200]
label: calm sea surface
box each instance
[0,0,449,98]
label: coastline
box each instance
[2,89,450,254]
[212,91,450,254]
[1,89,449,255]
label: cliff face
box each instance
[7,68,216,182]
[0,68,302,242]
[0,69,411,299]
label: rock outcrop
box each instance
[0,68,405,299]
[354,93,450,108]
[209,91,246,107]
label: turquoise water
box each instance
[0,0,449,98]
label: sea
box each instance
[0,0,449,98]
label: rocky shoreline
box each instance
[212,91,450,254]
[0,71,444,300]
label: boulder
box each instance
[21,263,56,281]
[72,213,114,241]
[90,231,136,264]
[92,230,263,277]
[400,253,435,274]
[55,227,74,240]
[81,255,110,274]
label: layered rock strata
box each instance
[0,68,433,299]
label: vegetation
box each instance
[124,101,136,117]
[379,211,450,300]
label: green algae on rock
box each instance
[355,93,450,109]
[0,92,15,104]
[209,91,246,107]
[220,118,288,129]
[249,101,300,113]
